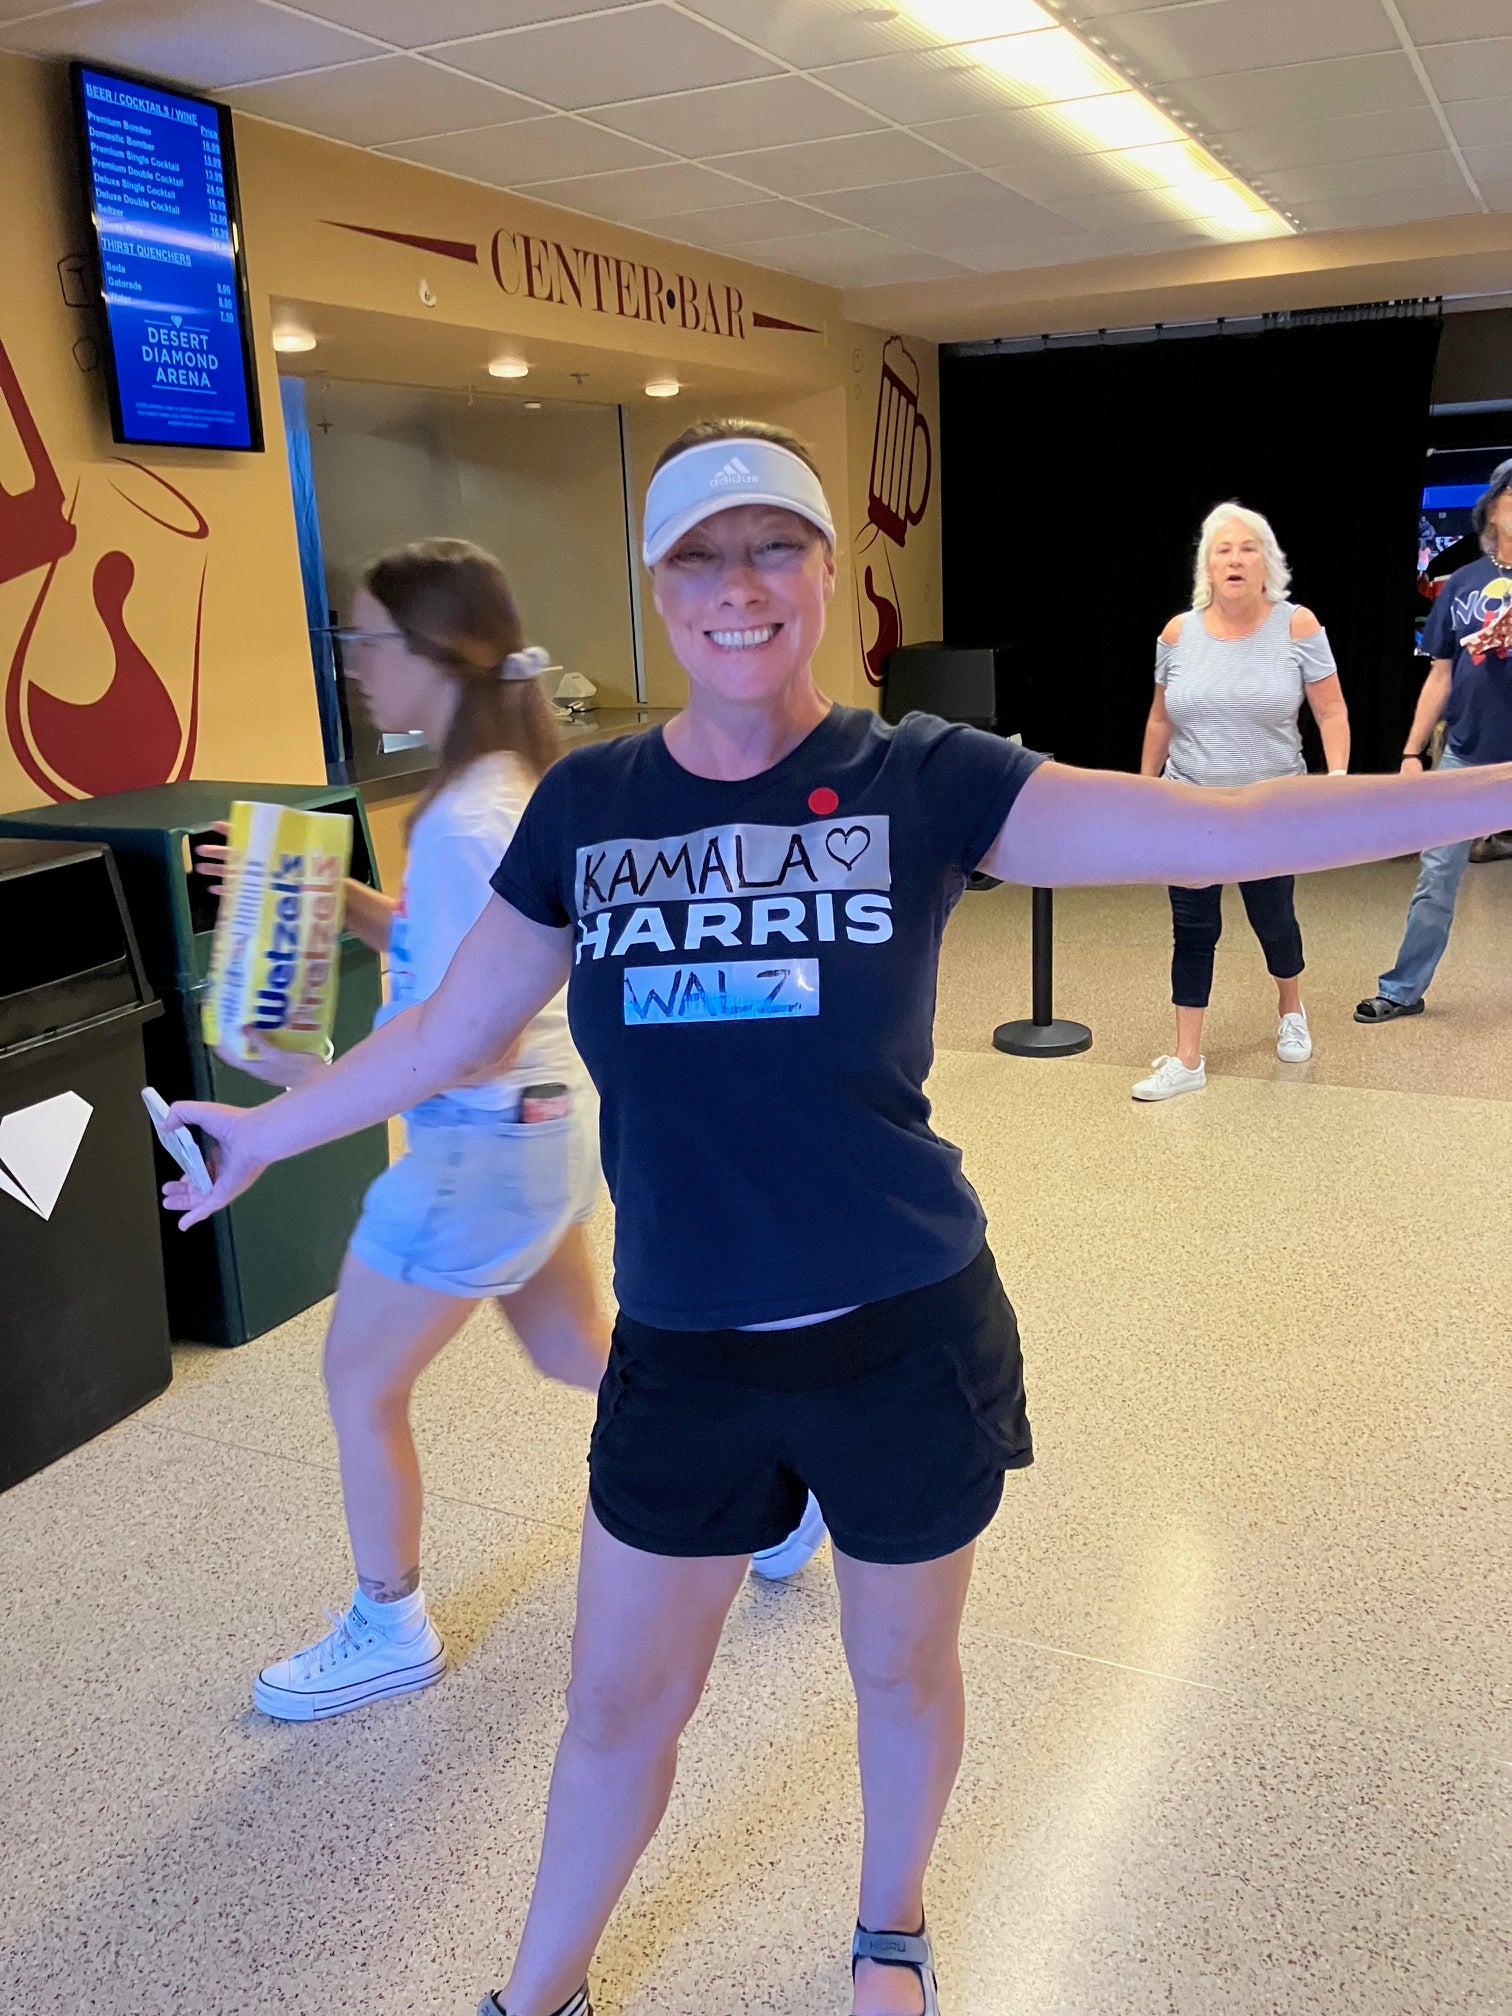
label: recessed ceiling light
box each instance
[645,377,680,399]
[488,357,529,379]
[523,400,542,410]
[272,328,316,354]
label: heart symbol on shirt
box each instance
[825,825,871,870]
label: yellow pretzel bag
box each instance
[203,800,350,1063]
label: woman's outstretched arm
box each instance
[983,759,1512,889]
[163,896,571,1227]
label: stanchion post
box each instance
[992,886,1092,1058]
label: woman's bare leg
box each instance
[323,1252,475,1598]
[497,1223,611,1393]
[1174,1003,1205,1070]
[498,1507,748,2016]
[834,1541,979,2016]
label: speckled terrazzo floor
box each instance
[3,861,1510,2015]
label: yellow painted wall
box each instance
[0,48,942,815]
[0,54,322,813]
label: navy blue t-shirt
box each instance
[1422,554,1512,763]
[491,706,1046,1328]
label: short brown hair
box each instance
[652,417,822,481]
[362,538,559,832]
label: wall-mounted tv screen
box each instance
[71,62,263,452]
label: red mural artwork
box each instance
[857,338,933,687]
[1,335,208,802]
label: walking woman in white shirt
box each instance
[1135,503,1351,1101]
[223,539,610,1719]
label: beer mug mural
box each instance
[2,334,210,802]
[856,337,933,687]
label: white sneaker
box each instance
[750,1493,828,1580]
[1131,1055,1206,1102]
[1277,1010,1312,1062]
[254,1601,445,1722]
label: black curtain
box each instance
[940,317,1442,772]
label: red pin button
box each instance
[808,786,839,815]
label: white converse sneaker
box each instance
[1131,1055,1206,1102]
[254,1601,445,1722]
[750,1492,828,1580]
[1277,1010,1312,1062]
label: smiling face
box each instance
[1207,520,1267,605]
[343,585,449,735]
[651,503,835,707]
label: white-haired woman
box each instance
[1134,503,1351,1101]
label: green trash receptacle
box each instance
[0,839,171,1489]
[0,783,389,1347]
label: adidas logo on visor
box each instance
[710,454,760,488]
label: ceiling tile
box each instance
[710,130,962,198]
[1395,0,1512,40]
[917,111,1158,202]
[0,0,382,89]
[295,0,645,45]
[645,199,844,249]
[223,54,535,144]
[1262,150,1474,207]
[382,116,669,183]
[1288,185,1481,232]
[1217,106,1447,175]
[748,227,964,287]
[819,173,1048,245]
[427,4,782,109]
[1463,140,1512,187]
[591,75,884,156]
[1446,96,1512,150]
[677,0,945,67]
[1102,0,1396,84]
[1475,177,1512,212]
[1175,53,1427,130]
[514,160,768,223]
[814,48,1022,125]
[1420,38,1512,103]
[1047,185,1190,232]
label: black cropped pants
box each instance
[1168,877,1303,1009]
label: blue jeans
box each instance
[1378,747,1472,1005]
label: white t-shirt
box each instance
[377,752,578,1111]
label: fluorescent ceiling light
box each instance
[893,0,1291,242]
[645,377,680,398]
[488,357,529,379]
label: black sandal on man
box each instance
[1354,995,1425,1023]
[853,1921,940,2014]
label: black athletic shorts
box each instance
[588,1242,1032,1565]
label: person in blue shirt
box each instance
[1357,456,1512,1021]
[162,422,1512,2016]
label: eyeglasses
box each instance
[329,627,405,649]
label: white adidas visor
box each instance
[642,437,835,567]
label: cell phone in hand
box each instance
[520,1082,570,1123]
[141,1087,213,1195]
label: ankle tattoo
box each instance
[359,1567,420,1604]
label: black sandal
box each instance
[1354,995,1425,1023]
[478,1990,589,2016]
[853,1922,940,2014]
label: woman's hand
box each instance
[216,1026,332,1089]
[160,1100,273,1229]
[193,819,234,896]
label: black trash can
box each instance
[0,839,171,1492]
[0,783,388,1348]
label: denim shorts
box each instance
[349,1085,600,1299]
